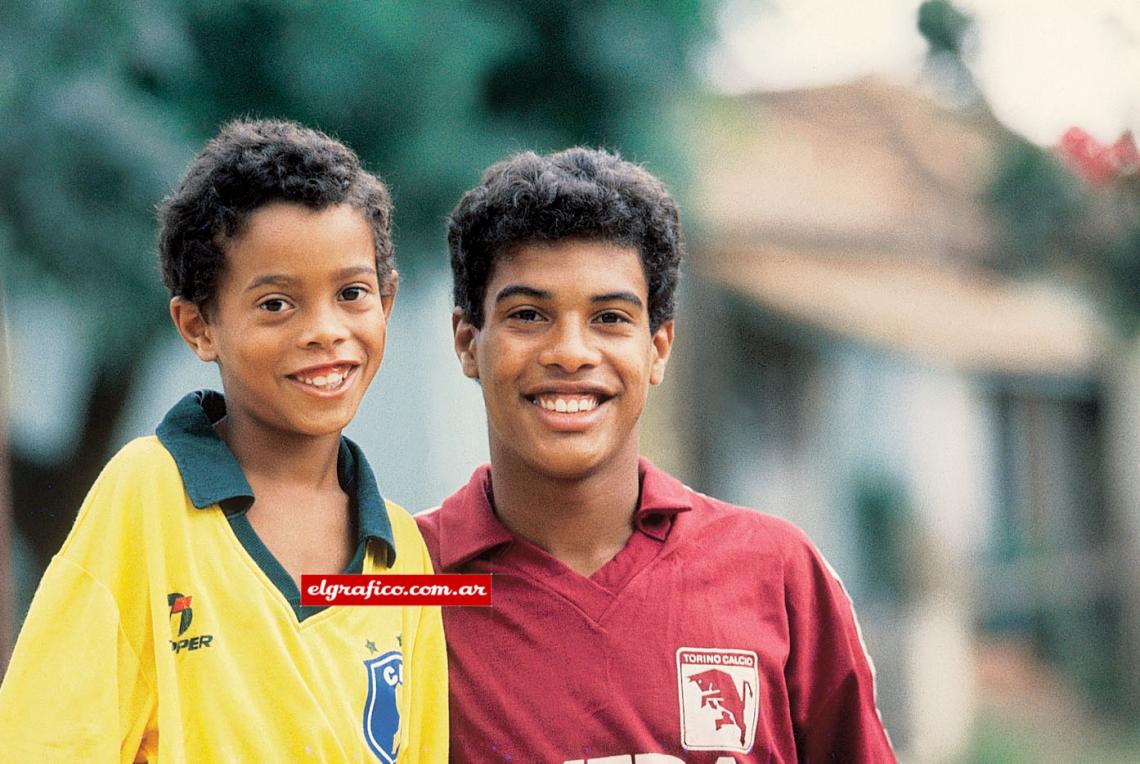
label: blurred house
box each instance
[651,78,1127,759]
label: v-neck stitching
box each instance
[500,523,671,624]
[217,504,375,631]
[225,505,369,624]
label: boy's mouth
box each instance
[290,363,357,391]
[526,392,609,413]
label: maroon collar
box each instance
[435,457,693,571]
[435,464,513,571]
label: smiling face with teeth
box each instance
[454,239,674,482]
[171,202,395,445]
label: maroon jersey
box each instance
[417,459,895,763]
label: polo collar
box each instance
[435,465,515,571]
[633,457,695,540]
[435,457,693,571]
[155,390,396,562]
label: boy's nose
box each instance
[537,320,600,372]
[300,304,350,348]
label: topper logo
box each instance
[168,592,193,636]
[166,591,215,654]
[676,648,760,753]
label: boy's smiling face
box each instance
[172,202,394,441]
[454,239,673,480]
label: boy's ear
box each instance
[452,308,480,380]
[649,319,675,386]
[170,297,217,362]
[380,271,399,319]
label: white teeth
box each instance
[536,395,598,413]
[301,370,347,388]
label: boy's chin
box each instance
[518,448,617,482]
[284,408,360,439]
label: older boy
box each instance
[417,148,894,762]
[0,120,447,761]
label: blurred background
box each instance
[1,1,1138,760]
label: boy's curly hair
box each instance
[159,119,393,310]
[448,147,683,332]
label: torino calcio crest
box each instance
[363,650,403,763]
[676,647,760,753]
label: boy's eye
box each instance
[259,298,289,313]
[595,311,629,324]
[508,308,543,322]
[339,285,369,302]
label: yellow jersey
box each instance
[0,391,447,762]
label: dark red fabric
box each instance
[418,459,895,763]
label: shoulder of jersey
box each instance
[382,499,420,530]
[58,437,181,556]
[106,435,179,473]
[682,487,814,549]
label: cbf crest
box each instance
[676,647,760,753]
[363,650,403,762]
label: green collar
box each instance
[156,390,396,562]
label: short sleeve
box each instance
[0,556,153,761]
[783,536,896,762]
[0,442,159,761]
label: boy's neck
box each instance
[216,412,342,490]
[488,441,642,578]
[214,408,355,589]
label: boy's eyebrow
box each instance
[333,265,379,281]
[494,285,551,303]
[244,266,377,292]
[245,274,295,291]
[592,291,643,309]
[494,285,645,310]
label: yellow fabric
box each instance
[0,437,448,762]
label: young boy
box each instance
[0,120,447,762]
[417,148,895,762]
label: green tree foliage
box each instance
[917,0,971,56]
[853,472,914,606]
[0,0,709,567]
[918,0,1140,331]
[987,140,1140,330]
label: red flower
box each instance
[1059,127,1139,186]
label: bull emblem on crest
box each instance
[688,668,753,747]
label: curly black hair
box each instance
[158,119,394,311]
[448,147,683,332]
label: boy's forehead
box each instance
[487,239,647,293]
[220,203,377,279]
